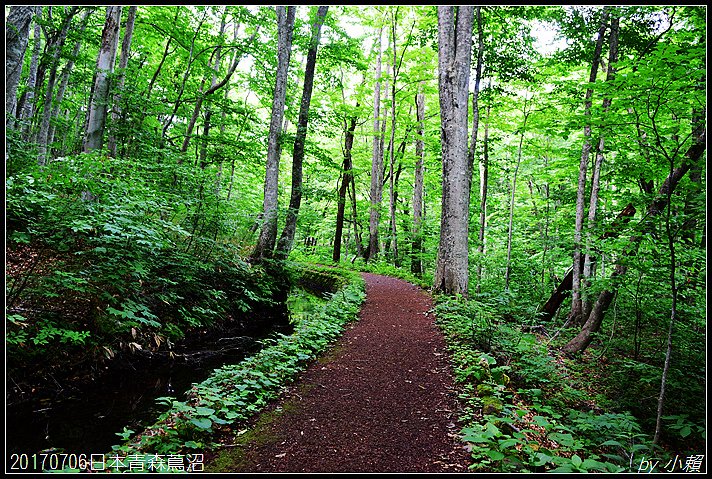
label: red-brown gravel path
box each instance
[224,273,471,473]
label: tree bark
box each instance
[275,5,329,259]
[37,7,80,164]
[334,111,358,262]
[367,25,385,261]
[181,13,253,155]
[433,6,475,297]
[146,10,178,101]
[505,95,531,291]
[252,6,296,261]
[83,6,122,153]
[5,6,35,129]
[47,9,93,156]
[476,102,491,294]
[19,9,42,138]
[387,11,399,265]
[654,133,683,445]
[467,6,485,193]
[348,168,364,259]
[411,84,425,276]
[571,6,610,323]
[162,9,208,142]
[582,15,619,318]
[107,5,138,158]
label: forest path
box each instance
[212,272,470,473]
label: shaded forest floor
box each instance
[205,272,471,473]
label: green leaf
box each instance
[582,458,607,471]
[534,452,553,467]
[462,432,490,443]
[550,465,574,473]
[600,439,623,447]
[498,438,519,449]
[548,432,575,447]
[190,417,213,430]
[195,406,216,416]
[485,450,505,461]
[571,454,582,467]
[485,421,502,438]
[533,415,550,428]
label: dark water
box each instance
[6,335,261,465]
[5,287,325,472]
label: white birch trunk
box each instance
[411,84,425,276]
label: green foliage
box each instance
[6,153,279,375]
[435,294,662,472]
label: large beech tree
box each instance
[433,5,475,296]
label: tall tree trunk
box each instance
[653,139,682,445]
[38,7,80,164]
[387,11,399,265]
[467,6,485,193]
[563,125,706,354]
[476,102,491,295]
[252,6,296,261]
[334,111,358,262]
[5,6,35,129]
[367,25,385,261]
[582,14,619,318]
[107,5,137,158]
[47,9,93,155]
[540,154,552,288]
[571,6,610,323]
[411,84,425,276]
[83,6,122,153]
[348,169,364,259]
[505,97,531,291]
[19,9,42,138]
[383,11,414,265]
[276,6,329,259]
[145,10,177,101]
[226,92,251,201]
[181,12,244,155]
[200,9,230,170]
[433,6,475,297]
[215,24,241,194]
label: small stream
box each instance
[6,285,328,472]
[6,335,261,461]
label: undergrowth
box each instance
[433,296,685,473]
[80,265,365,472]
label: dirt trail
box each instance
[218,272,470,473]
